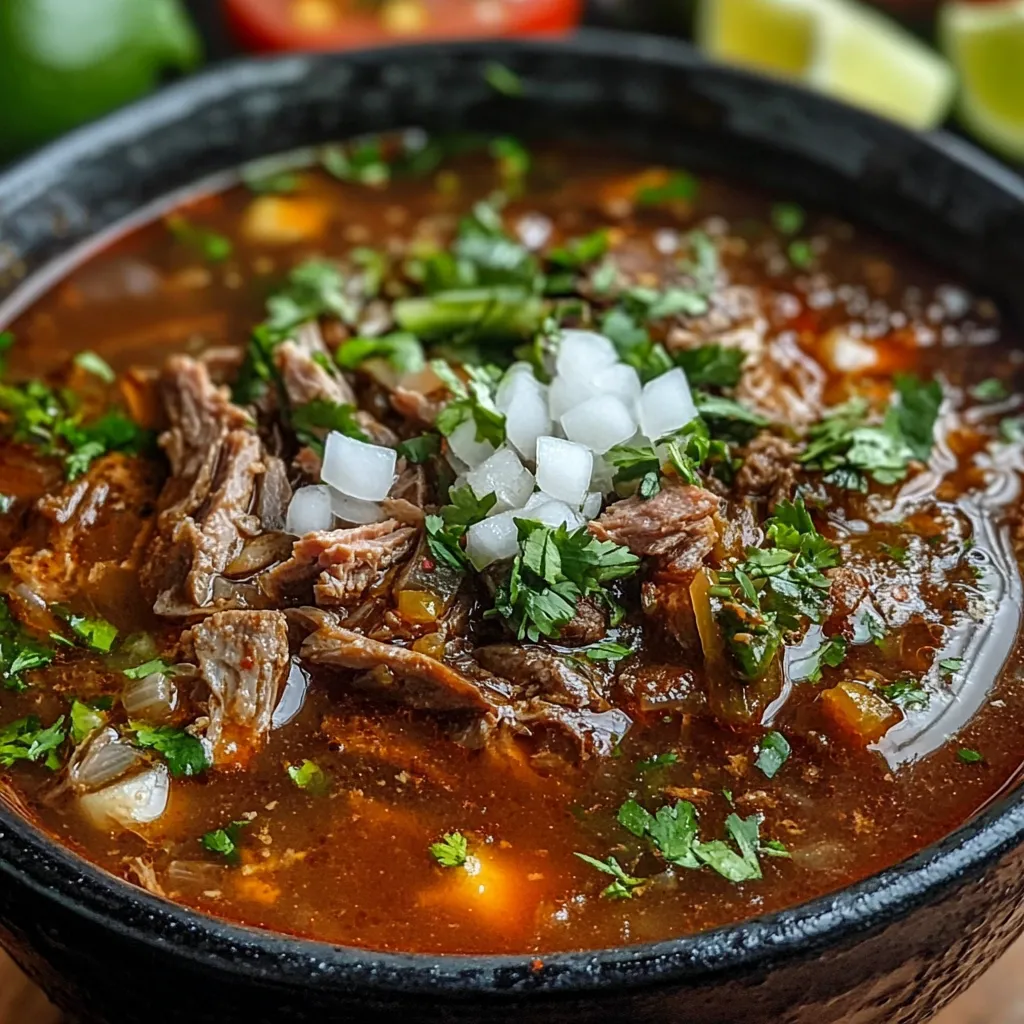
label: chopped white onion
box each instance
[285,484,334,536]
[590,454,617,495]
[496,363,546,412]
[505,387,552,462]
[466,512,520,569]
[467,448,535,512]
[72,730,144,792]
[535,436,593,508]
[592,363,642,409]
[561,395,638,454]
[529,499,584,529]
[448,418,496,468]
[555,330,619,380]
[548,373,597,421]
[582,491,604,520]
[79,764,170,831]
[329,489,385,525]
[121,673,177,725]
[321,431,396,501]
[272,660,310,729]
[639,367,697,442]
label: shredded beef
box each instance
[301,622,508,712]
[735,433,799,507]
[142,357,276,616]
[589,479,721,572]
[390,386,442,427]
[186,610,290,766]
[473,644,607,709]
[262,519,417,606]
[6,453,160,604]
[274,323,356,407]
[556,597,608,646]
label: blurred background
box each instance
[2,0,1024,1020]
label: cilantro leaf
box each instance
[693,813,764,882]
[635,171,699,207]
[583,640,633,663]
[291,399,370,454]
[287,759,331,795]
[396,433,441,464]
[880,678,930,710]
[167,216,232,263]
[754,731,791,780]
[484,61,523,97]
[636,752,679,774]
[266,259,357,334]
[321,138,389,186]
[971,378,1007,402]
[432,359,506,448]
[425,485,496,570]
[673,345,744,389]
[957,748,983,764]
[122,658,177,681]
[430,831,469,867]
[337,332,425,375]
[574,852,646,900]
[73,351,115,384]
[0,715,66,770]
[132,724,209,778]
[201,820,249,864]
[771,202,806,236]
[70,699,108,745]
[0,596,54,691]
[547,230,608,270]
[63,613,118,653]
[791,634,847,683]
[939,657,964,676]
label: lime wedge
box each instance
[940,0,1024,160]
[697,0,956,130]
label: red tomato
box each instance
[223,0,584,53]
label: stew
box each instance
[1,131,1022,956]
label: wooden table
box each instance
[4,940,1024,1023]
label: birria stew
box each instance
[0,133,1022,956]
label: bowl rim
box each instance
[2,28,1024,998]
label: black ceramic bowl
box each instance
[3,31,1024,1024]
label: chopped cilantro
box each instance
[693,813,766,882]
[880,678,930,710]
[547,230,609,270]
[626,284,709,319]
[939,657,964,676]
[167,215,232,263]
[265,259,357,333]
[787,239,814,270]
[793,634,847,683]
[63,613,118,653]
[635,171,699,207]
[69,699,108,745]
[852,607,887,646]
[73,351,115,384]
[638,471,661,499]
[574,852,646,900]
[880,543,908,563]
[584,640,633,663]
[484,61,523,97]
[321,138,389,186]
[0,596,54,691]
[1000,416,1024,443]
[492,520,640,641]
[430,831,469,868]
[287,759,330,795]
[489,136,531,183]
[425,485,496,571]
[673,344,744,389]
[599,306,672,383]
[0,330,13,375]
[970,379,1007,402]
[132,724,209,778]
[336,332,425,375]
[241,167,300,195]
[432,359,506,448]
[957,748,983,764]
[201,820,249,864]
[396,433,441,464]
[291,399,369,455]
[0,715,66,770]
[636,751,679,774]
[755,731,791,779]
[122,658,176,681]
[771,202,806,236]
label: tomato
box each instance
[222,0,583,53]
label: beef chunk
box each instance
[390,386,442,427]
[274,323,356,407]
[301,622,509,712]
[262,519,417,606]
[556,597,608,646]
[473,644,608,709]
[6,453,160,605]
[186,610,290,767]
[589,479,721,572]
[511,702,632,764]
[735,433,799,507]
[255,455,293,533]
[615,663,704,715]
[142,357,275,616]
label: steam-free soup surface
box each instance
[1,139,1022,955]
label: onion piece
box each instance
[467,448,535,512]
[549,373,599,421]
[330,490,385,525]
[535,436,593,508]
[639,367,696,442]
[70,729,145,792]
[447,419,496,468]
[592,363,642,409]
[466,513,520,569]
[582,491,604,520]
[529,499,584,529]
[561,395,637,454]
[321,431,396,501]
[555,330,619,379]
[78,764,170,831]
[272,660,310,729]
[121,673,177,725]
[496,363,546,412]
[286,485,334,536]
[505,386,552,462]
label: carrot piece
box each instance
[820,681,901,745]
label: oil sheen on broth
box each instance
[0,138,1022,956]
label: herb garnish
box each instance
[771,202,806,236]
[132,724,209,778]
[69,699,108,745]
[970,379,1007,402]
[0,596,54,692]
[0,715,66,770]
[939,657,964,676]
[957,748,983,764]
[574,853,646,900]
[166,215,233,263]
[636,752,679,774]
[794,634,847,683]
[879,678,930,710]
[754,731,791,779]
[396,433,441,464]
[201,820,249,864]
[425,485,497,571]
[122,658,177,681]
[673,344,744,389]
[287,759,331,795]
[430,831,469,868]
[291,399,370,455]
[336,332,425,375]
[484,62,523,97]
[635,171,699,207]
[492,520,639,641]
[583,640,633,663]
[547,230,609,271]
[432,359,506,447]
[73,351,115,384]
[60,612,118,654]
